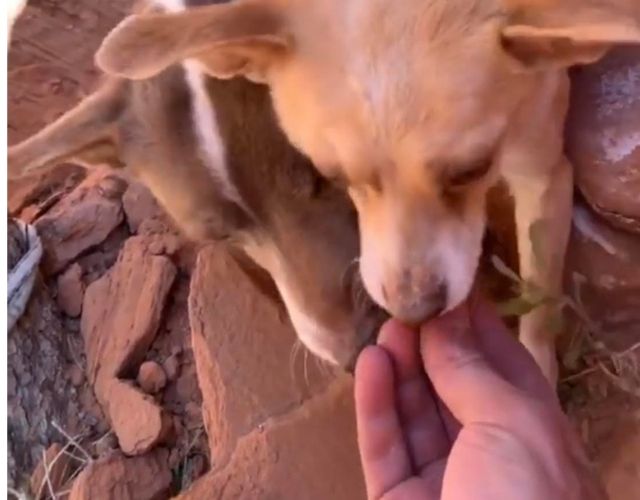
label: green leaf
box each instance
[496,296,539,317]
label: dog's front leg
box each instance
[504,156,573,385]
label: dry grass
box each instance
[8,423,95,500]
[491,253,640,402]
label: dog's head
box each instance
[97,0,640,323]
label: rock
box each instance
[601,422,640,500]
[566,47,640,234]
[35,171,124,275]
[81,237,176,455]
[188,245,333,461]
[146,233,183,257]
[97,175,127,200]
[122,182,164,234]
[99,380,171,456]
[8,163,86,217]
[30,443,75,499]
[137,361,167,394]
[69,449,172,500]
[161,354,180,382]
[57,263,85,317]
[564,202,640,351]
[81,236,177,385]
[176,378,365,500]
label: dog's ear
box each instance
[96,1,290,82]
[501,5,640,69]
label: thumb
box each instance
[420,305,525,425]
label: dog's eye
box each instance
[444,155,493,189]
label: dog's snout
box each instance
[381,272,447,326]
[426,283,447,317]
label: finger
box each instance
[377,319,451,469]
[420,305,523,424]
[355,345,413,499]
[469,297,557,402]
[435,397,461,443]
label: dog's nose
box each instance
[386,282,447,326]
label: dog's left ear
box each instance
[501,5,640,69]
[96,1,291,83]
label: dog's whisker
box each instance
[340,257,361,291]
[303,348,311,391]
[289,340,302,386]
[314,354,333,380]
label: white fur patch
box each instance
[151,0,246,210]
[438,217,484,311]
[150,0,184,12]
[242,237,341,364]
[275,283,341,364]
[8,0,27,37]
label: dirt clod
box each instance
[122,182,164,234]
[162,354,180,383]
[69,449,172,500]
[100,379,171,456]
[35,171,125,275]
[81,236,177,385]
[137,361,167,394]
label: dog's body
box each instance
[88,0,640,383]
[8,0,386,370]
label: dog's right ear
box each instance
[96,1,291,82]
[502,4,640,70]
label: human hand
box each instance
[355,300,605,500]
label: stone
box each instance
[35,171,124,275]
[122,182,164,234]
[30,443,75,499]
[188,244,334,461]
[8,163,86,217]
[566,47,640,234]
[80,237,176,455]
[137,361,167,394]
[176,378,365,500]
[601,422,640,500]
[564,202,640,351]
[81,236,177,385]
[161,354,180,382]
[69,449,172,500]
[99,379,171,456]
[57,263,84,317]
[97,175,127,200]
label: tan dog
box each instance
[8,0,387,370]
[91,0,640,383]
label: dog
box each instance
[7,0,27,39]
[8,0,387,371]
[90,0,640,383]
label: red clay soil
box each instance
[7,2,640,500]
